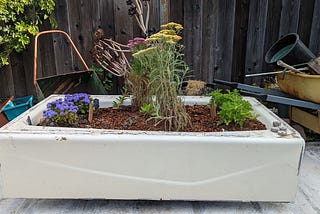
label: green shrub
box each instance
[0,0,56,67]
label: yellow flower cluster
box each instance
[132,46,157,57]
[161,22,183,31]
[132,22,184,57]
[159,29,176,35]
[146,29,182,45]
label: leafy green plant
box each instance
[90,66,113,92]
[207,89,257,127]
[0,0,56,67]
[112,94,129,108]
[140,103,157,117]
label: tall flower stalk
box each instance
[128,22,190,131]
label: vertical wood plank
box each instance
[213,0,236,82]
[0,63,15,98]
[160,0,169,25]
[232,0,250,82]
[183,0,203,80]
[67,0,94,71]
[98,0,115,38]
[279,0,301,37]
[201,0,216,83]
[77,0,96,67]
[297,0,315,45]
[169,0,184,25]
[148,0,160,34]
[22,39,36,96]
[263,0,282,72]
[66,0,83,71]
[113,1,134,44]
[38,21,57,77]
[53,0,74,74]
[244,1,269,84]
[309,0,320,55]
[9,52,27,97]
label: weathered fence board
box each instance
[169,0,183,25]
[1,0,320,98]
[10,52,27,97]
[213,0,236,82]
[244,1,268,84]
[201,0,217,82]
[53,0,75,74]
[0,63,15,97]
[279,0,301,37]
[232,0,249,83]
[184,0,203,80]
[309,0,320,56]
[262,0,282,73]
[297,0,315,45]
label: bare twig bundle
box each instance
[92,38,131,77]
[127,0,150,36]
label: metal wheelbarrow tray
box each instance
[33,30,107,100]
[277,71,320,104]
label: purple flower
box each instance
[43,110,57,119]
[83,97,90,104]
[93,98,99,109]
[42,93,92,126]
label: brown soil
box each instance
[79,105,266,132]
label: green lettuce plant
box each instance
[207,89,257,127]
[0,0,56,67]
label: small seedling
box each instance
[140,103,157,117]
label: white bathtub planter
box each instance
[0,95,304,202]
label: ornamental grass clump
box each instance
[41,93,92,127]
[128,22,190,131]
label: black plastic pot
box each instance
[265,33,315,65]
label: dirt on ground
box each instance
[78,105,266,132]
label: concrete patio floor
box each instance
[0,144,319,214]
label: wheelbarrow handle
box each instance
[0,96,14,113]
[33,30,89,86]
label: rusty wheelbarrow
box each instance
[33,30,107,101]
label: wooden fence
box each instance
[1,0,320,98]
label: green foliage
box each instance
[128,56,150,107]
[207,89,257,127]
[112,94,129,108]
[91,66,113,92]
[0,0,56,67]
[140,103,157,117]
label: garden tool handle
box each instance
[0,96,14,113]
[33,30,89,86]
[276,60,302,73]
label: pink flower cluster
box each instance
[128,37,146,48]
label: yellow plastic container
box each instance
[277,72,320,103]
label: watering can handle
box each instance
[33,30,89,86]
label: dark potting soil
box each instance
[78,105,266,132]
